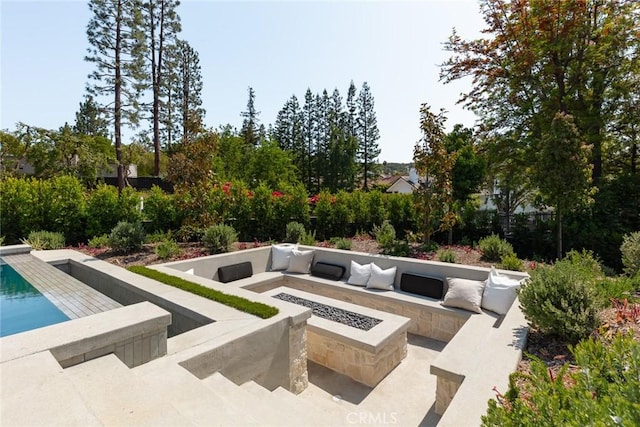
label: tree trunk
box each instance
[556,206,563,260]
[114,0,124,193]
[631,142,637,175]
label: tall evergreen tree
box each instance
[356,81,381,190]
[240,87,261,146]
[161,39,204,150]
[314,90,331,192]
[346,80,358,140]
[140,0,181,176]
[302,88,317,192]
[86,0,146,191]
[74,95,109,137]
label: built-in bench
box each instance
[263,286,410,387]
[155,245,529,424]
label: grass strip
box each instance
[127,265,279,319]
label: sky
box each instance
[1,0,486,163]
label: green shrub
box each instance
[594,273,640,305]
[176,224,205,242]
[299,230,316,246]
[478,233,514,262]
[128,266,278,319]
[0,177,50,243]
[285,221,306,243]
[564,249,604,277]
[143,186,178,232]
[482,334,640,426]
[22,231,65,250]
[86,184,120,238]
[621,231,640,277]
[421,240,440,253]
[0,236,5,246]
[367,190,387,230]
[146,230,173,244]
[518,258,601,343]
[330,237,352,251]
[48,175,86,243]
[373,220,396,250]
[202,224,238,254]
[88,234,110,249]
[108,221,145,253]
[438,248,457,263]
[314,190,333,241]
[500,253,524,271]
[155,239,181,260]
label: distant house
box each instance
[384,168,422,194]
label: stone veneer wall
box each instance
[288,321,309,394]
[307,330,407,387]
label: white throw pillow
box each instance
[271,244,298,271]
[481,266,524,315]
[366,263,397,291]
[287,249,315,274]
[442,278,486,313]
[347,260,372,286]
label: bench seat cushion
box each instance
[400,273,446,300]
[217,262,253,283]
[310,262,345,281]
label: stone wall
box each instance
[307,329,407,387]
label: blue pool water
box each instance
[1,263,70,337]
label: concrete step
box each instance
[202,373,300,427]
[271,386,340,426]
[133,361,263,426]
[64,354,193,426]
[0,351,100,426]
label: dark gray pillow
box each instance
[217,262,253,283]
[400,273,445,299]
[310,262,345,281]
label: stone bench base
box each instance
[264,287,410,387]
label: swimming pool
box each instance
[0,262,70,337]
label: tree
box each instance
[86,0,146,191]
[161,39,205,150]
[413,104,456,245]
[356,81,380,190]
[17,122,113,185]
[301,88,317,191]
[74,95,108,137]
[240,87,261,146]
[534,112,593,259]
[246,140,299,189]
[441,0,640,183]
[273,95,304,181]
[140,0,181,176]
[443,124,487,242]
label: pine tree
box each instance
[346,80,357,140]
[240,87,261,146]
[140,0,181,175]
[86,0,146,191]
[302,88,316,192]
[161,39,204,150]
[314,90,331,192]
[356,82,381,190]
[74,95,108,137]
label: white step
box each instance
[1,351,100,426]
[202,373,301,426]
[65,354,193,426]
[135,361,264,426]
